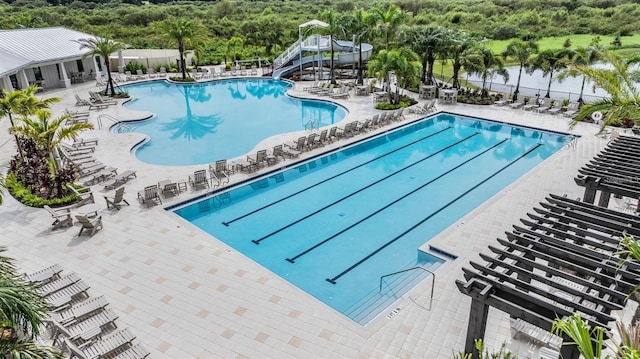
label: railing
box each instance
[304,119,319,131]
[273,38,301,71]
[379,266,435,308]
[97,114,131,133]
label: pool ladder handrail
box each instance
[305,119,319,131]
[379,266,435,305]
[97,114,132,133]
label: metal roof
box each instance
[0,27,95,76]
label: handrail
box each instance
[97,114,131,133]
[379,266,435,305]
[273,38,301,71]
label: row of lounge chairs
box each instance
[22,264,150,359]
[496,98,580,118]
[305,82,351,99]
[75,92,118,110]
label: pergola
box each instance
[576,135,640,207]
[456,194,640,359]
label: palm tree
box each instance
[75,36,125,97]
[339,8,372,85]
[558,45,602,103]
[157,18,208,80]
[226,36,244,67]
[0,246,63,358]
[371,4,406,51]
[368,48,421,104]
[569,51,640,131]
[0,86,60,160]
[443,29,477,89]
[0,173,5,206]
[323,9,343,85]
[529,48,573,98]
[465,47,509,98]
[11,110,93,170]
[501,39,539,101]
[408,25,447,86]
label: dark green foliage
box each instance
[125,61,146,74]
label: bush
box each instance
[374,95,417,110]
[5,173,77,207]
[125,61,146,74]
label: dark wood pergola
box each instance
[576,135,640,207]
[456,194,640,359]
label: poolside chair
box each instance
[44,205,74,230]
[303,81,320,92]
[523,98,541,111]
[147,68,157,78]
[137,185,162,206]
[509,100,525,109]
[159,67,167,77]
[68,186,95,206]
[75,94,92,107]
[327,126,339,143]
[64,327,136,359]
[266,144,286,165]
[51,308,118,345]
[315,129,328,147]
[305,133,318,149]
[104,187,129,210]
[112,342,150,359]
[209,160,231,186]
[563,102,580,118]
[38,272,81,297]
[493,98,510,106]
[284,136,306,158]
[49,295,109,325]
[24,263,64,284]
[45,280,91,311]
[75,215,103,237]
[89,91,117,106]
[546,100,564,114]
[250,65,258,76]
[189,169,210,190]
[534,98,552,113]
[330,86,349,99]
[247,149,268,169]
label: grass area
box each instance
[486,34,640,53]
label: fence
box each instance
[457,79,608,103]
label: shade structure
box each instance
[299,19,329,29]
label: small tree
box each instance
[75,36,125,97]
[157,18,208,79]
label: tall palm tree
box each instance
[368,48,421,104]
[501,39,539,101]
[226,36,244,67]
[569,51,640,131]
[338,8,372,85]
[157,18,208,80]
[465,47,509,98]
[530,48,573,98]
[444,29,477,89]
[371,4,406,51]
[558,45,602,103]
[75,36,125,97]
[0,173,5,206]
[0,246,63,358]
[0,86,60,160]
[408,25,446,86]
[323,9,343,85]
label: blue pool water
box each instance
[173,113,574,325]
[119,79,347,166]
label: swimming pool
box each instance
[119,78,347,166]
[173,113,574,325]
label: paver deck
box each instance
[0,78,611,358]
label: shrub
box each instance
[5,173,77,207]
[125,61,146,74]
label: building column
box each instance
[1,76,14,92]
[58,62,71,88]
[17,69,29,89]
[117,49,125,73]
[92,56,102,80]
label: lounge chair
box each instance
[102,169,137,190]
[247,149,268,169]
[49,295,109,325]
[314,129,328,147]
[330,86,350,99]
[147,68,157,78]
[303,81,320,92]
[159,67,167,77]
[89,91,117,106]
[305,133,317,149]
[284,136,306,158]
[75,215,103,237]
[69,186,95,206]
[411,99,437,114]
[44,205,74,230]
[266,145,286,165]
[75,94,92,107]
[39,272,81,297]
[534,98,551,113]
[24,263,64,284]
[45,280,90,311]
[509,100,525,109]
[51,308,118,345]
[563,102,580,118]
[209,160,231,187]
[546,101,564,114]
[327,126,339,143]
[104,187,129,210]
[189,169,210,189]
[112,343,150,359]
[493,98,510,106]
[523,98,541,111]
[63,328,135,359]
[250,66,258,76]
[137,185,162,206]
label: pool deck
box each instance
[0,78,614,358]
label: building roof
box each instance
[0,27,96,77]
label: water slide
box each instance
[272,35,373,80]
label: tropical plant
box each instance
[0,246,63,358]
[323,9,339,85]
[0,86,59,160]
[408,25,447,86]
[157,18,208,80]
[452,339,515,359]
[75,35,125,97]
[226,36,244,66]
[616,234,640,297]
[443,29,477,89]
[529,48,573,98]
[339,7,373,85]
[465,46,509,98]
[568,51,640,131]
[368,48,421,105]
[552,313,607,359]
[371,4,406,51]
[501,39,539,101]
[559,45,603,103]
[0,173,4,206]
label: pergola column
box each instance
[465,298,489,359]
[598,190,612,207]
[58,62,71,88]
[581,176,599,204]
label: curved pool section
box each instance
[119,78,347,166]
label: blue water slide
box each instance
[272,37,373,80]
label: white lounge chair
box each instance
[63,328,136,359]
[112,342,150,359]
[24,264,64,284]
[44,205,74,230]
[563,102,580,118]
[49,295,109,325]
[39,272,81,297]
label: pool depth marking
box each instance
[221,126,453,227]
[286,138,509,263]
[326,143,544,284]
[251,132,481,245]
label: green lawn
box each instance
[486,34,640,53]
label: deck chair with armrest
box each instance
[523,98,542,111]
[39,272,81,297]
[51,308,119,346]
[63,328,135,359]
[209,160,231,187]
[546,100,564,114]
[137,185,162,206]
[68,186,95,206]
[189,169,210,190]
[534,98,552,113]
[104,187,130,210]
[44,205,74,230]
[266,144,286,166]
[284,136,306,158]
[45,280,90,311]
[113,342,151,359]
[23,263,64,284]
[75,215,103,237]
[74,94,92,107]
[49,295,109,325]
[563,102,580,118]
[247,149,268,169]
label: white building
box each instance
[0,27,104,92]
